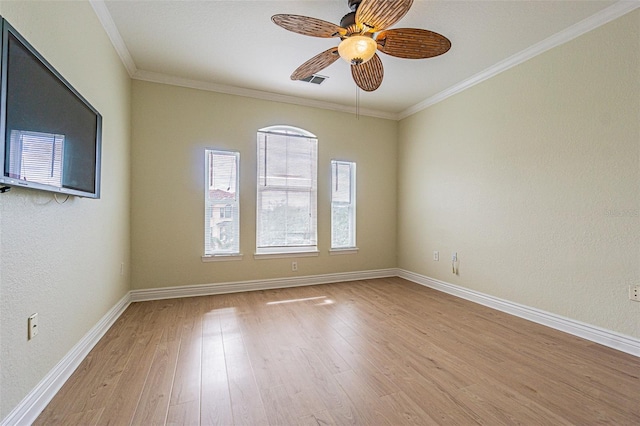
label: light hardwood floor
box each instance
[36,278,640,425]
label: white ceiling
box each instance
[96,0,635,119]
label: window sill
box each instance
[254,250,319,260]
[202,254,244,262]
[329,248,359,256]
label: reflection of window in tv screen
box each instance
[7,130,64,187]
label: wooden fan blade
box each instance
[291,48,340,80]
[272,14,346,38]
[355,0,413,32]
[377,28,451,59]
[351,53,383,92]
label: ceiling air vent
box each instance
[300,74,327,85]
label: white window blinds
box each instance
[8,130,64,187]
[257,127,318,253]
[205,150,240,255]
[331,160,356,249]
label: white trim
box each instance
[130,268,396,302]
[4,267,639,424]
[254,250,319,260]
[329,248,359,255]
[88,0,137,76]
[397,269,640,358]
[259,125,316,138]
[0,294,131,426]
[398,1,640,120]
[132,70,397,121]
[201,254,244,262]
[90,0,638,122]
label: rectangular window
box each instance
[205,150,239,255]
[8,130,64,187]
[256,130,317,254]
[220,205,233,219]
[331,160,356,249]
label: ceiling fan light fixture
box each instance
[338,35,377,65]
[273,0,451,92]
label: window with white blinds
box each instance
[7,130,64,187]
[205,150,240,256]
[256,126,318,254]
[331,160,356,249]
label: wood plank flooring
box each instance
[35,278,640,425]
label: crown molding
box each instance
[88,0,396,120]
[89,0,137,76]
[398,1,640,120]
[90,0,637,122]
[131,69,397,120]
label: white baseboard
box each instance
[397,269,640,358]
[1,268,394,425]
[130,268,397,302]
[0,294,131,426]
[5,267,638,425]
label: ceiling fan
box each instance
[272,0,451,92]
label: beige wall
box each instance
[1,1,637,421]
[398,10,640,338]
[0,1,131,418]
[130,80,397,289]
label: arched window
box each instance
[256,125,318,254]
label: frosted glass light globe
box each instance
[338,36,377,65]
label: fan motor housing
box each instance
[340,12,356,29]
[348,0,362,12]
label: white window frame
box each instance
[330,160,357,252]
[203,149,241,261]
[255,125,318,257]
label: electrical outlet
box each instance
[292,261,298,272]
[630,285,640,302]
[433,251,439,261]
[28,313,38,340]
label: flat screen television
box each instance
[0,17,102,198]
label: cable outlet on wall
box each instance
[630,285,640,302]
[292,261,298,272]
[28,313,38,340]
[452,252,458,275]
[433,251,439,261]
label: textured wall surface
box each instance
[130,80,397,289]
[0,1,131,418]
[398,10,640,338]
[1,2,638,423]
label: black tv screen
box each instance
[0,17,102,198]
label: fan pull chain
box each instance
[355,85,360,120]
